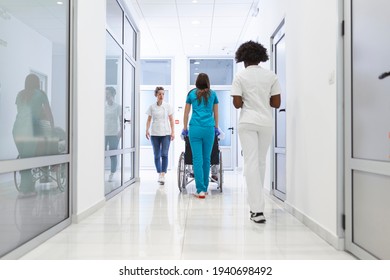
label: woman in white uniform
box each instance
[145,86,175,184]
[231,41,281,223]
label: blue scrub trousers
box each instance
[189,126,215,193]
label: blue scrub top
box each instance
[186,88,218,127]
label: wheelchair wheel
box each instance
[14,168,40,192]
[55,163,67,192]
[177,152,186,192]
[218,151,223,192]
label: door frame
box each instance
[270,19,286,201]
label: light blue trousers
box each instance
[189,126,215,193]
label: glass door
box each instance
[344,0,390,259]
[104,32,123,195]
[271,20,287,201]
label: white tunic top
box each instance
[231,65,281,127]
[146,102,174,136]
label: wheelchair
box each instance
[177,135,223,192]
[14,163,67,192]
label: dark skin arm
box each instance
[232,96,243,109]
[270,94,281,108]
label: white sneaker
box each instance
[193,191,206,199]
[158,174,162,183]
[250,212,266,223]
[108,173,114,182]
[160,176,165,185]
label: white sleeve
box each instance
[168,103,174,116]
[145,105,152,116]
[231,76,242,97]
[270,76,281,96]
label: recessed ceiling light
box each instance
[57,1,63,4]
[191,20,200,25]
[194,44,201,48]
[194,61,200,65]
[192,0,198,3]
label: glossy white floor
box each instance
[21,170,356,260]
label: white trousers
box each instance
[238,123,273,213]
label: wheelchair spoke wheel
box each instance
[55,163,67,192]
[14,168,39,192]
[177,152,185,192]
[218,151,223,192]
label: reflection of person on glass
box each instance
[145,86,175,185]
[12,73,54,197]
[105,86,122,182]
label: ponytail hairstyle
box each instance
[195,73,210,105]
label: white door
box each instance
[344,0,390,259]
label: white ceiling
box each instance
[130,0,260,57]
[0,0,259,57]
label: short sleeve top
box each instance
[146,101,174,136]
[186,88,219,127]
[231,65,280,127]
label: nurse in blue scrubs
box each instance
[182,73,219,198]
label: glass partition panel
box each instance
[141,60,171,85]
[106,0,123,43]
[214,90,231,146]
[125,17,136,60]
[189,59,233,85]
[0,1,69,161]
[0,164,69,257]
[0,0,70,257]
[105,32,123,188]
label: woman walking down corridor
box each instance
[182,73,219,198]
[145,86,175,185]
[231,41,281,223]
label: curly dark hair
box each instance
[235,40,269,64]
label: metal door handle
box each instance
[124,118,131,123]
[378,72,390,79]
[227,127,234,134]
[279,108,286,113]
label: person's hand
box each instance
[214,127,220,136]
[181,129,188,140]
[171,132,175,141]
[146,131,150,140]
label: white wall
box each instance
[243,0,342,247]
[73,0,106,218]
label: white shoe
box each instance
[160,176,165,185]
[193,191,206,199]
[250,212,266,223]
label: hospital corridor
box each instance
[1,0,390,263]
